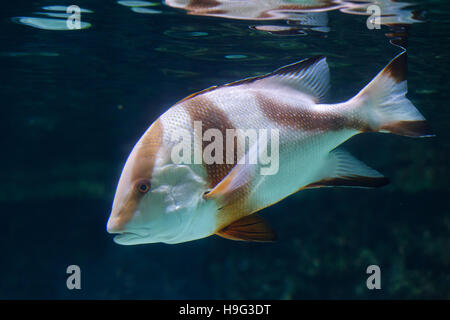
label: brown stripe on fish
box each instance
[201,9,227,15]
[182,95,238,188]
[181,96,256,234]
[214,181,255,236]
[133,119,164,180]
[187,0,220,10]
[380,120,434,137]
[256,93,369,132]
[108,119,163,232]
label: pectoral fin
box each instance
[216,214,277,242]
[203,163,252,200]
[204,140,260,201]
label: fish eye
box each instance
[136,179,151,194]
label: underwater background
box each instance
[1,0,449,299]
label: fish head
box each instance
[106,119,164,245]
[107,119,214,245]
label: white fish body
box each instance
[107,52,432,245]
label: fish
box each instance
[106,51,433,245]
[163,0,423,48]
[249,12,330,36]
[164,0,343,21]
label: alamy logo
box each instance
[170,121,280,175]
[66,5,81,30]
[366,265,381,290]
[66,265,81,290]
[366,5,381,30]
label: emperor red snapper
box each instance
[106,52,432,245]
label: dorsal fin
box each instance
[176,85,218,104]
[175,56,330,105]
[216,214,277,242]
[241,56,330,103]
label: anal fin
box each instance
[216,214,277,242]
[304,150,389,189]
[305,175,389,189]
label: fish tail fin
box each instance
[349,51,434,138]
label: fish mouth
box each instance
[113,231,148,245]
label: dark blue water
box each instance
[1,0,449,299]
